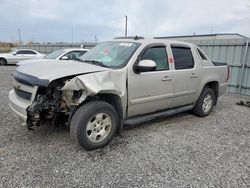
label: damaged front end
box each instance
[26,78,85,130]
[24,69,126,130]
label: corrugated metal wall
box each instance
[197,39,249,95]
[174,38,250,96]
[18,43,96,55]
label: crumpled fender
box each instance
[61,69,127,98]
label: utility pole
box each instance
[125,16,127,37]
[18,28,22,44]
[210,28,214,34]
[71,27,74,43]
[94,34,98,43]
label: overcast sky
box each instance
[0,0,249,43]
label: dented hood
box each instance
[15,60,108,82]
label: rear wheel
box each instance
[0,58,7,65]
[70,101,118,150]
[193,87,215,117]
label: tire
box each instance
[0,58,7,65]
[193,87,215,117]
[70,100,118,150]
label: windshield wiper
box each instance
[83,60,109,68]
[75,58,109,68]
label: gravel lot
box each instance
[0,66,250,187]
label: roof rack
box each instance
[154,33,247,39]
[114,36,144,40]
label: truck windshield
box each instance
[45,49,65,59]
[78,41,140,68]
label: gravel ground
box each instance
[0,66,250,187]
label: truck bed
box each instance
[212,61,227,66]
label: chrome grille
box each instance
[13,79,36,101]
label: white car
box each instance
[0,49,45,65]
[17,48,89,65]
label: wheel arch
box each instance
[201,81,219,105]
[81,93,124,134]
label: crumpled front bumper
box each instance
[8,89,32,125]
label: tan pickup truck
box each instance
[9,37,229,150]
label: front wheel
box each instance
[70,101,118,150]
[193,87,215,117]
[0,58,7,65]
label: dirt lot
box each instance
[0,66,250,187]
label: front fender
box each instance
[61,70,127,97]
[61,69,127,118]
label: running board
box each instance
[124,105,193,125]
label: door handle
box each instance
[162,76,172,81]
[190,73,198,78]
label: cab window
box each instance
[140,46,169,71]
[171,47,194,69]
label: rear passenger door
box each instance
[170,44,199,107]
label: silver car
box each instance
[17,48,89,65]
[0,49,45,65]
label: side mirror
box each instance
[61,56,69,60]
[12,52,17,55]
[134,60,157,73]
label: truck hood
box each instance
[15,60,108,86]
[17,58,51,66]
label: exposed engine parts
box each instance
[26,78,83,129]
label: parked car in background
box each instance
[9,37,229,150]
[0,49,45,65]
[17,48,89,65]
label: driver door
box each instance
[127,44,174,117]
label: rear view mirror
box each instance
[134,60,157,73]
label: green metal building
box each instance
[156,33,250,96]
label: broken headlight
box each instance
[62,90,86,106]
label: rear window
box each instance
[171,47,194,69]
